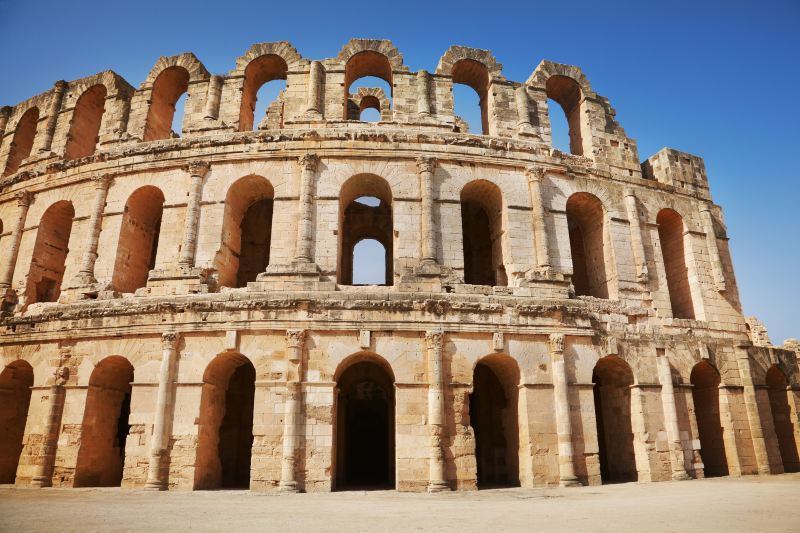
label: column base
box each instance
[559,477,582,487]
[671,470,690,481]
[143,480,168,491]
[278,481,299,493]
[31,476,52,488]
[250,261,335,291]
[426,481,450,493]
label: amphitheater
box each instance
[0,39,797,493]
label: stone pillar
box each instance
[417,70,432,117]
[294,154,319,263]
[515,86,532,132]
[203,75,223,120]
[736,346,771,475]
[306,61,324,116]
[548,333,581,486]
[0,106,11,151]
[39,80,68,154]
[0,190,33,290]
[144,332,181,490]
[426,329,449,492]
[417,157,438,264]
[279,329,306,492]
[177,160,211,268]
[31,367,68,487]
[656,352,690,480]
[623,188,649,283]
[71,174,112,286]
[525,167,551,270]
[699,205,726,291]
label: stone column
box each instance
[417,70,432,117]
[31,367,68,487]
[525,167,551,270]
[417,157,438,264]
[0,106,11,151]
[203,75,223,120]
[0,190,33,290]
[515,86,532,132]
[736,346,771,475]
[71,174,112,286]
[623,188,649,283]
[426,329,449,492]
[294,154,319,263]
[39,80,68,154]
[306,61,324,116]
[656,352,690,480]
[699,205,726,291]
[177,160,211,268]
[144,332,181,490]
[279,329,306,492]
[549,333,581,486]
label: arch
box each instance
[64,84,107,160]
[111,186,165,293]
[766,365,800,472]
[347,88,391,122]
[26,200,74,304]
[214,175,275,288]
[452,59,490,135]
[342,48,396,119]
[238,54,288,132]
[546,75,585,156]
[592,355,637,483]
[657,208,695,319]
[338,174,393,286]
[3,107,39,176]
[469,353,520,488]
[334,352,395,490]
[460,180,506,286]
[0,360,34,483]
[74,355,134,487]
[143,66,190,141]
[566,192,610,298]
[194,352,255,489]
[690,361,728,477]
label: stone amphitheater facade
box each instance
[0,39,798,493]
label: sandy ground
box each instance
[1,473,799,532]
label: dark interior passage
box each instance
[592,356,637,483]
[460,180,506,287]
[236,198,273,287]
[691,361,728,477]
[0,360,34,483]
[766,366,800,473]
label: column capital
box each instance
[285,329,307,349]
[623,186,637,198]
[14,190,33,207]
[425,328,444,351]
[525,166,545,182]
[698,202,713,214]
[548,333,565,354]
[92,173,113,190]
[299,153,319,172]
[416,156,436,175]
[161,332,181,350]
[186,160,211,178]
[53,366,69,387]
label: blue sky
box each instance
[0,0,797,342]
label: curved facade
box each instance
[0,39,798,491]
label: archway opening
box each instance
[545,75,584,156]
[356,93,382,122]
[335,357,395,490]
[0,360,34,483]
[3,107,39,177]
[766,366,800,472]
[344,53,393,120]
[65,84,107,160]
[690,361,728,477]
[112,186,165,293]
[352,238,387,285]
[26,201,74,304]
[566,192,609,299]
[469,355,520,488]
[195,353,255,490]
[143,66,190,141]
[74,356,134,487]
[452,59,489,135]
[657,208,695,319]
[460,180,506,286]
[239,55,288,131]
[592,355,637,483]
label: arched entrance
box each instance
[469,354,520,487]
[766,366,799,473]
[592,355,637,483]
[335,356,395,490]
[690,361,728,477]
[194,353,255,490]
[0,360,34,483]
[74,356,134,487]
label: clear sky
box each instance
[0,0,797,342]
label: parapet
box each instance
[642,148,711,200]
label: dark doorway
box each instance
[0,360,34,483]
[592,356,637,483]
[236,198,273,287]
[690,361,728,477]
[766,366,800,473]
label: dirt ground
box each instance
[1,473,799,532]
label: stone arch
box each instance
[3,107,39,176]
[766,365,800,472]
[143,66,190,141]
[214,175,274,288]
[64,84,107,161]
[435,46,505,80]
[0,359,34,483]
[74,355,134,487]
[141,52,210,88]
[657,208,695,319]
[347,87,391,122]
[460,179,506,286]
[230,42,303,76]
[592,355,637,483]
[194,351,255,490]
[334,351,395,490]
[690,360,728,477]
[111,186,165,293]
[469,353,520,488]
[566,192,612,299]
[26,200,74,305]
[337,39,406,75]
[338,174,393,285]
[237,54,289,132]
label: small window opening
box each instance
[451,59,489,135]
